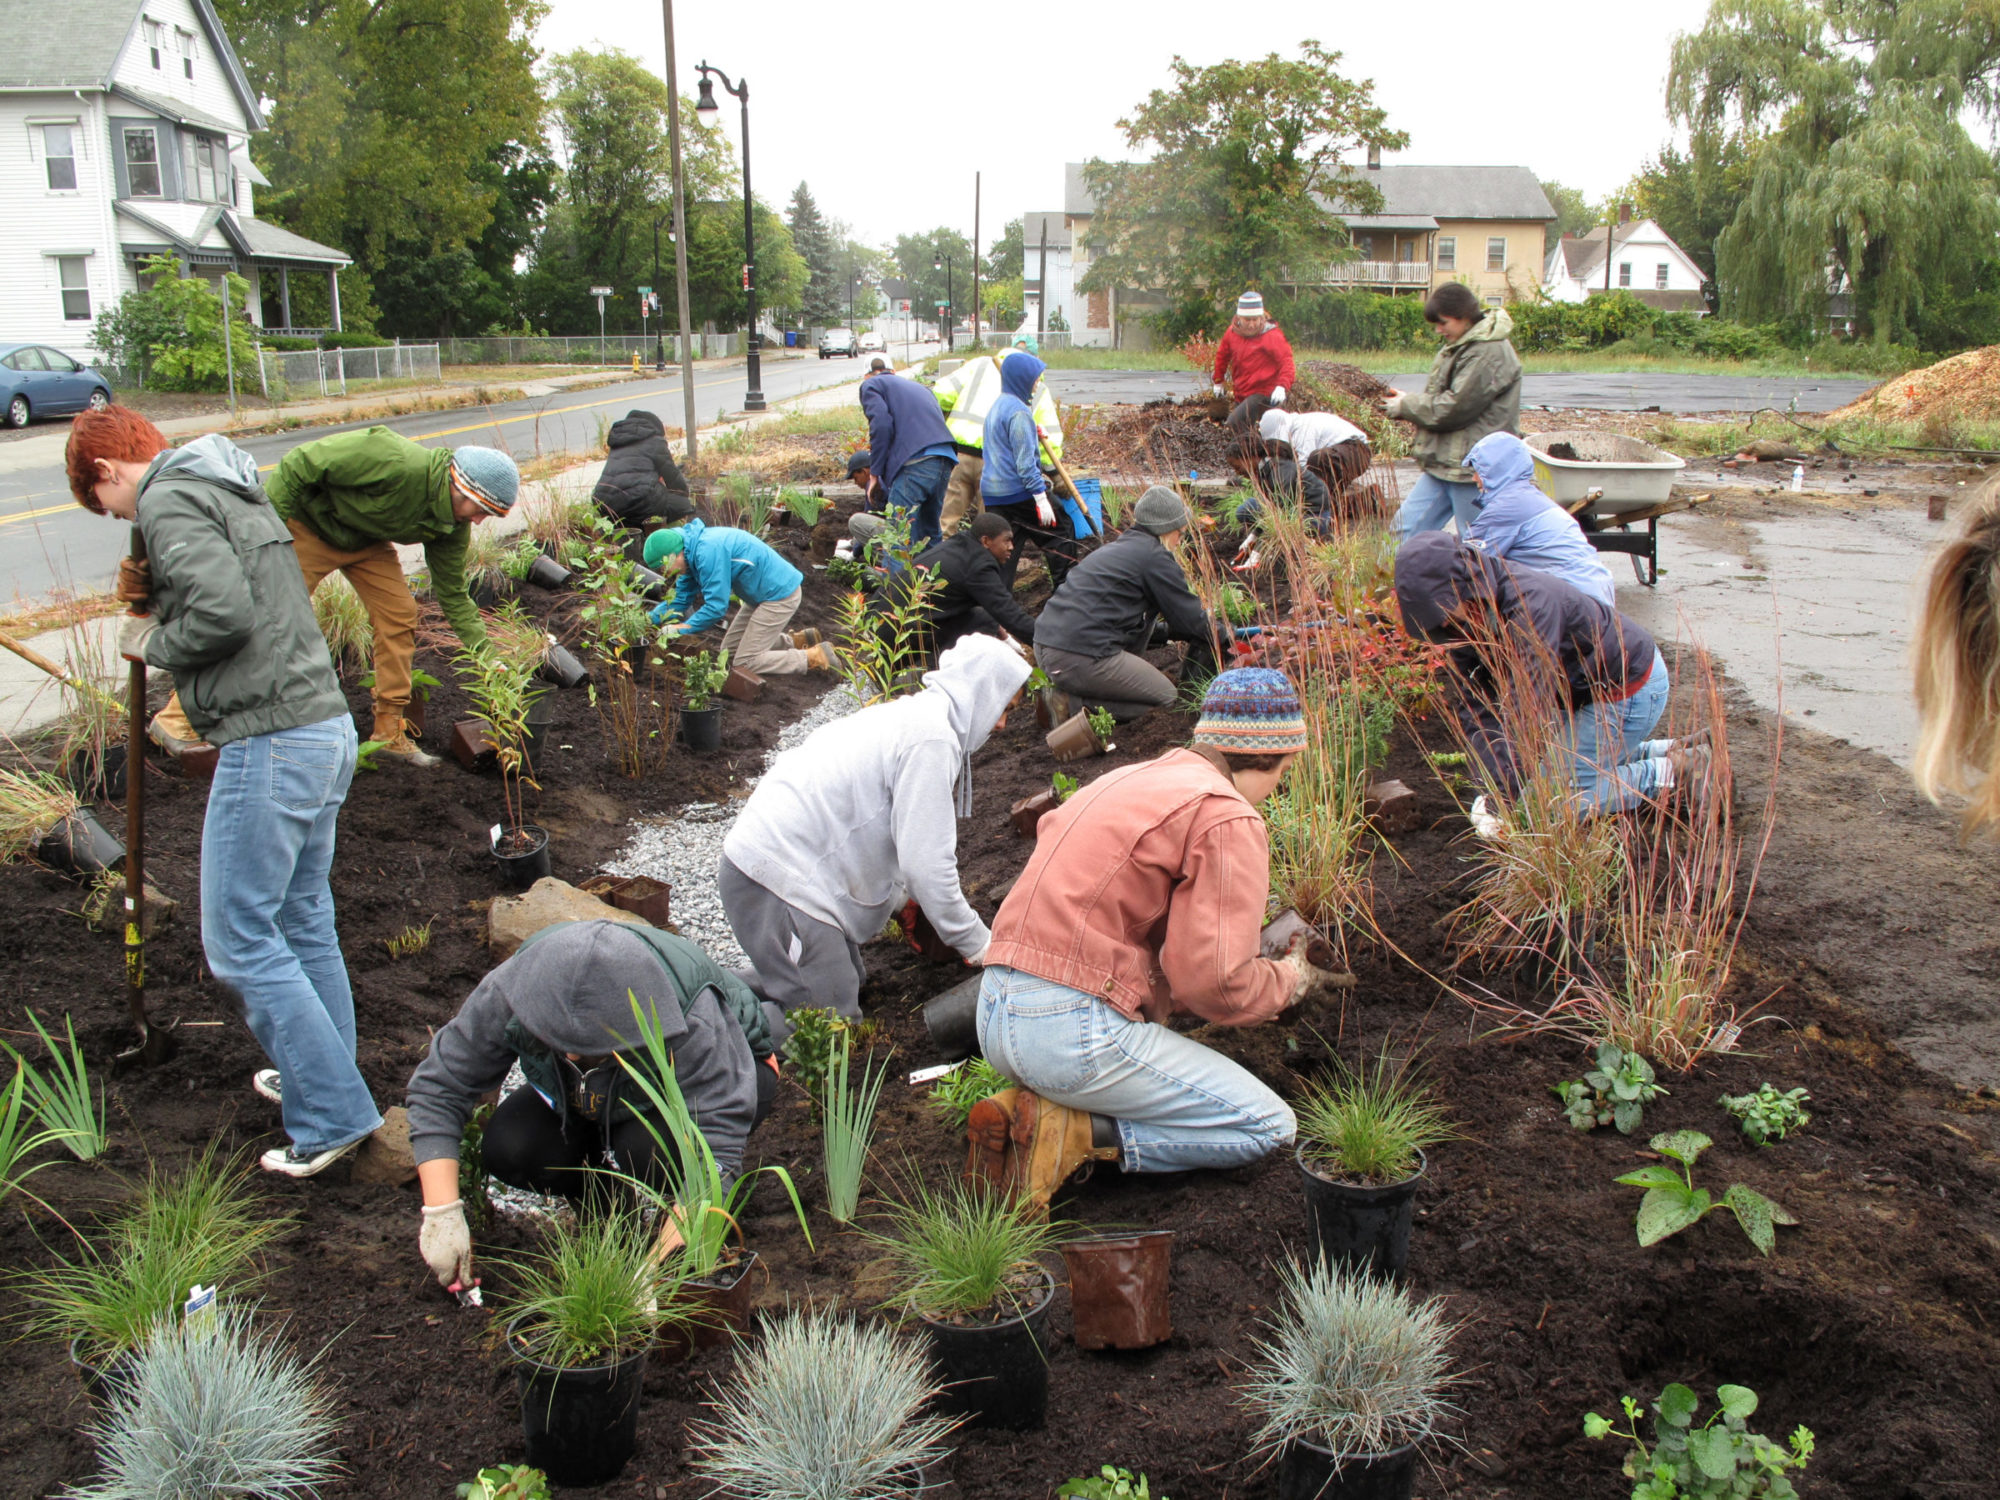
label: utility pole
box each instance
[972,170,981,346]
[1036,217,1048,336]
[662,0,698,461]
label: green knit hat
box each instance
[642,527,687,567]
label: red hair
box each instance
[66,406,169,512]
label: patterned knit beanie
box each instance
[1192,668,1307,754]
[450,446,519,516]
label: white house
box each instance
[1543,214,1708,311]
[0,0,352,361]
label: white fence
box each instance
[257,344,442,404]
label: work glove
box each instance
[1211,383,1223,398]
[115,557,151,604]
[1281,951,1312,1004]
[419,1199,475,1291]
[1383,392,1406,420]
[1032,489,1056,527]
[657,624,685,642]
[1270,386,1287,406]
[117,614,159,664]
[1469,794,1505,841]
[647,599,675,627]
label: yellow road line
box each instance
[0,500,85,530]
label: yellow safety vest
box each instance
[934,355,1065,462]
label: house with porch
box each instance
[1543,211,1708,311]
[0,0,352,363]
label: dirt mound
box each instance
[1827,344,2000,423]
[1070,395,1243,478]
[1298,360,1395,403]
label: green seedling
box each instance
[1614,1131,1797,1256]
[2,1009,106,1160]
[1718,1085,1811,1146]
[925,1057,1008,1131]
[679,649,730,712]
[383,919,433,959]
[1216,583,1258,624]
[826,556,869,590]
[457,1466,550,1500]
[1060,1466,1171,1500]
[1051,772,1079,802]
[1585,1382,1814,1498]
[1555,1042,1666,1135]
[1087,706,1116,744]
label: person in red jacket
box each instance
[1211,291,1297,434]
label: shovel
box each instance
[114,529,175,1072]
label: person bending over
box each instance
[1034,487,1223,723]
[968,668,1315,1216]
[405,920,776,1290]
[1212,291,1295,433]
[892,512,1041,653]
[1459,432,1616,607]
[593,409,693,560]
[859,366,958,549]
[1385,283,1522,542]
[933,333,1065,535]
[1261,408,1373,503]
[67,409,377,1179]
[1914,474,2000,837]
[1233,439,1334,537]
[645,518,832,675]
[719,634,1031,1044]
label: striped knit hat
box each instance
[1236,290,1265,317]
[1192,668,1307,754]
[450,446,519,517]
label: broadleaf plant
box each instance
[1554,1042,1666,1135]
[1614,1131,1798,1256]
[1584,1382,1814,1498]
[1718,1085,1811,1147]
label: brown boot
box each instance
[789,628,823,649]
[803,641,838,672]
[965,1088,1018,1191]
[371,712,440,768]
[147,704,211,759]
[1004,1089,1118,1219]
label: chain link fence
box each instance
[437,333,752,366]
[256,344,442,405]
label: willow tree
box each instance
[1669,0,2000,345]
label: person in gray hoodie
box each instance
[718,633,1033,1042]
[69,408,371,1181]
[404,920,775,1292]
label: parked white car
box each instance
[857,330,885,355]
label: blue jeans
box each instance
[976,966,1296,1173]
[1395,473,1481,540]
[201,714,379,1154]
[1565,651,1672,812]
[886,454,954,550]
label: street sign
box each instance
[899,299,910,313]
[638,285,652,296]
[935,299,949,310]
[589,285,613,296]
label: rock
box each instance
[81,880,179,938]
[1736,439,1804,462]
[351,1106,417,1186]
[487,876,650,958]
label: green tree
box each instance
[1614,133,1754,309]
[829,228,889,323]
[1668,0,2000,343]
[893,228,973,329]
[1079,39,1407,337]
[686,200,807,330]
[983,217,1025,288]
[372,140,556,335]
[789,183,842,326]
[1537,179,1599,259]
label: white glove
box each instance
[1211,383,1223,398]
[117,614,160,664]
[1270,386,1287,406]
[1281,952,1311,1003]
[1033,490,1056,527]
[419,1200,474,1290]
[1469,794,1505,841]
[1384,392,1406,419]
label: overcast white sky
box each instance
[537,0,1713,252]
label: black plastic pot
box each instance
[39,808,126,875]
[71,1337,137,1409]
[65,743,128,804]
[921,1271,1054,1431]
[469,574,515,611]
[923,975,984,1062]
[526,555,573,591]
[1298,1147,1425,1276]
[1278,1439,1418,1500]
[507,1319,646,1488]
[492,824,551,889]
[539,644,590,689]
[681,705,722,754]
[524,697,556,772]
[631,563,671,603]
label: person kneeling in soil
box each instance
[1457,432,1616,607]
[718,634,1032,1044]
[1232,439,1334,538]
[1258,408,1373,511]
[592,409,694,561]
[66,409,381,1179]
[1914,475,2000,837]
[968,668,1314,1216]
[1385,282,1522,541]
[1394,532,1704,815]
[890,513,1041,653]
[1034,487,1225,724]
[404,919,777,1291]
[644,517,833,674]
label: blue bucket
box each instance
[1063,475,1105,538]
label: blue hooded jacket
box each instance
[860,371,955,486]
[980,351,1048,505]
[1461,433,1616,607]
[651,517,805,633]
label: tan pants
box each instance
[160,520,419,746]
[941,455,984,535]
[720,588,807,675]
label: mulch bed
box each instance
[0,512,1995,1499]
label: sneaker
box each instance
[253,1069,282,1104]
[259,1139,361,1178]
[373,733,441,769]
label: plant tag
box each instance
[183,1284,216,1319]
[455,1284,484,1309]
[489,823,502,842]
[908,1061,963,1085]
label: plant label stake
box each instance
[114,528,175,1073]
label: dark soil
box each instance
[2,514,1997,1499]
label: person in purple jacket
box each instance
[1459,433,1616,606]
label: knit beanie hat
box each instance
[1258,408,1293,445]
[1193,668,1307,754]
[1133,485,1192,535]
[642,526,687,567]
[1236,290,1265,317]
[450,446,519,516]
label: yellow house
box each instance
[1318,160,1556,304]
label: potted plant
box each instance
[1240,1258,1460,1499]
[1011,772,1077,838]
[1047,705,1117,763]
[678,649,730,755]
[360,668,442,738]
[1,768,122,876]
[457,625,551,887]
[497,1209,680,1488]
[687,1306,958,1497]
[501,534,570,592]
[1294,1043,1454,1275]
[865,1179,1067,1432]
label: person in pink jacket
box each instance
[969,668,1313,1215]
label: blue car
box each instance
[0,343,114,428]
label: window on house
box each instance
[1656,263,1669,290]
[176,27,197,79]
[1486,237,1506,272]
[57,259,91,320]
[181,133,220,201]
[123,127,161,196]
[1399,239,1416,263]
[1618,262,1632,287]
[42,125,77,191]
[143,18,163,68]
[1436,236,1456,271]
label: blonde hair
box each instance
[1913,473,2000,836]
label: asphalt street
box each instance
[0,348,912,606]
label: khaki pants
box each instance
[719,588,807,675]
[940,454,983,535]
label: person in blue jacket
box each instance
[859,368,958,549]
[644,519,832,674]
[980,350,1080,589]
[1458,432,1617,607]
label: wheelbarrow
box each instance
[1525,431,1697,586]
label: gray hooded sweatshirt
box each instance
[405,920,762,1178]
[722,633,1032,958]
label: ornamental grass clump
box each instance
[1240,1258,1461,1465]
[2,1008,108,1160]
[0,768,81,863]
[821,1033,889,1225]
[687,1305,959,1500]
[1294,1042,1455,1186]
[311,571,373,674]
[497,1208,678,1367]
[867,1178,1066,1323]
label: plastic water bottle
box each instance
[1790,465,1804,492]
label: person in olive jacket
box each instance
[67,408,379,1180]
[405,921,777,1291]
[1384,282,1523,541]
[592,409,693,554]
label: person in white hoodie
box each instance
[719,633,1032,1041]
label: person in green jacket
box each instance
[151,426,520,767]
[1384,283,1523,541]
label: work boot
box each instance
[967,1087,1117,1219]
[789,628,823,649]
[965,1088,1018,1191]
[803,641,838,672]
[1042,684,1078,725]
[147,713,211,760]
[373,732,441,768]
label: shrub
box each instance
[91,255,258,392]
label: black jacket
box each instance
[909,529,1040,642]
[1035,528,1215,660]
[593,411,693,526]
[1395,532,1658,793]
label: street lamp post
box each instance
[695,62,765,412]
[652,217,667,369]
[933,251,954,353]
